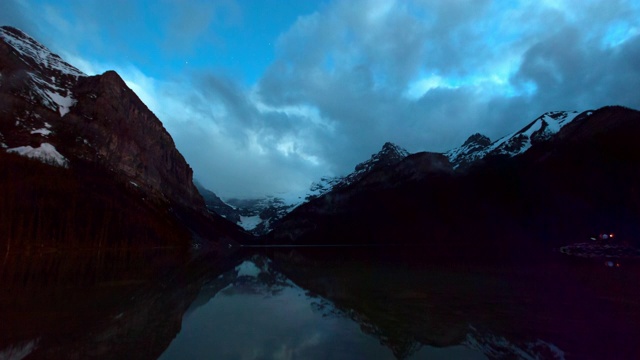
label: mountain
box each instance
[307,141,411,199]
[225,196,296,235]
[194,181,295,236]
[267,106,640,258]
[195,143,412,236]
[0,26,246,248]
[194,181,241,223]
[446,110,589,169]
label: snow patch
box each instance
[308,176,343,199]
[238,215,262,231]
[464,326,565,360]
[235,260,262,277]
[7,143,69,167]
[45,90,76,116]
[0,339,39,360]
[31,128,52,136]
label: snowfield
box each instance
[7,143,69,168]
[238,215,262,231]
[45,90,76,116]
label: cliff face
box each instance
[0,26,202,211]
[62,71,203,210]
[0,26,247,247]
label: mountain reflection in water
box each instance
[1,247,639,359]
[159,255,487,360]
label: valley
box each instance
[1,18,640,360]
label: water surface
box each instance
[1,247,639,359]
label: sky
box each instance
[2,0,640,200]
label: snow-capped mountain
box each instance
[308,142,411,200]
[0,26,85,167]
[195,179,296,235]
[268,105,640,248]
[446,110,591,169]
[200,110,597,238]
[194,181,242,223]
[224,196,296,235]
[196,142,412,236]
[0,26,85,110]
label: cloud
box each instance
[512,25,640,112]
[67,0,640,199]
[255,0,640,171]
[160,0,242,52]
[0,0,31,32]
[175,73,334,199]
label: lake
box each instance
[1,246,639,359]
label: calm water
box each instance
[1,247,639,359]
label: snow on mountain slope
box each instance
[238,215,262,231]
[205,112,591,236]
[307,176,344,200]
[0,27,84,77]
[7,142,68,167]
[1,26,208,212]
[0,26,86,168]
[0,26,84,117]
[216,142,412,235]
[225,196,296,234]
[447,110,590,169]
[307,142,411,200]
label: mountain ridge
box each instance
[266,105,640,255]
[446,110,590,170]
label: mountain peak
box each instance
[461,133,491,148]
[380,141,410,157]
[355,142,410,173]
[447,110,590,169]
[0,25,26,37]
[446,133,491,168]
[305,142,411,200]
[0,26,85,78]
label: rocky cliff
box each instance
[61,70,203,209]
[0,26,203,211]
[0,26,245,247]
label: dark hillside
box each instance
[268,106,640,261]
[0,151,190,250]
